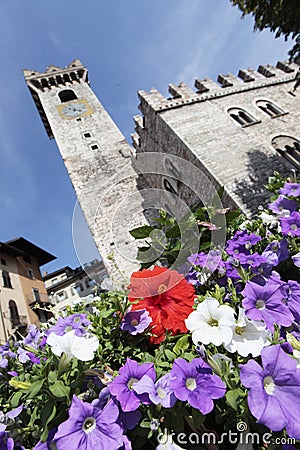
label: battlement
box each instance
[23,59,88,93]
[137,61,299,115]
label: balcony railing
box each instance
[11,315,28,328]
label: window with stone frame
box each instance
[256,100,285,117]
[228,107,257,126]
[2,270,12,288]
[9,300,20,327]
[272,135,300,169]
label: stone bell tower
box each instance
[23,59,148,282]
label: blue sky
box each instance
[0,0,292,274]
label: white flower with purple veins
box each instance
[224,308,271,357]
[47,330,99,362]
[185,297,235,346]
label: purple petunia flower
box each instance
[46,314,90,337]
[279,182,300,198]
[268,195,298,215]
[0,432,16,450]
[240,345,300,439]
[169,358,226,414]
[292,252,300,267]
[54,395,124,450]
[22,325,41,348]
[262,239,290,266]
[279,211,300,237]
[226,231,261,256]
[284,280,300,322]
[238,252,273,277]
[108,358,156,412]
[17,348,30,364]
[242,279,294,332]
[133,373,177,408]
[120,309,152,335]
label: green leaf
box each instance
[49,380,70,398]
[226,388,243,411]
[26,379,44,399]
[10,391,23,408]
[48,371,57,384]
[166,224,180,238]
[129,225,155,239]
[173,335,190,355]
[164,349,175,361]
[41,401,57,429]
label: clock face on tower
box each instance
[58,99,93,119]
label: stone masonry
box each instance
[24,59,300,279]
[133,61,300,216]
[23,60,149,282]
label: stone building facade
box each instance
[23,60,300,279]
[23,61,148,283]
[132,61,300,216]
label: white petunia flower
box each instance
[259,211,278,228]
[224,308,271,357]
[47,330,99,362]
[185,297,235,346]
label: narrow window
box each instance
[83,132,91,138]
[228,108,256,126]
[256,100,284,117]
[75,283,84,292]
[90,144,99,150]
[58,89,77,103]
[52,278,58,285]
[32,288,41,303]
[9,300,20,327]
[2,270,12,288]
[27,269,34,280]
[272,135,300,169]
[57,291,67,301]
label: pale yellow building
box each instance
[0,238,56,342]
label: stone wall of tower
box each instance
[24,61,148,283]
[133,62,300,216]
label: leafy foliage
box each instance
[230,0,300,61]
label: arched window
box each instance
[58,89,77,103]
[9,300,20,327]
[256,100,284,117]
[272,135,300,169]
[2,270,12,288]
[228,108,256,126]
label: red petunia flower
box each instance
[128,266,195,344]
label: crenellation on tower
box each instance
[217,72,244,87]
[238,69,256,82]
[133,60,300,216]
[168,82,195,99]
[276,60,298,73]
[257,64,276,77]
